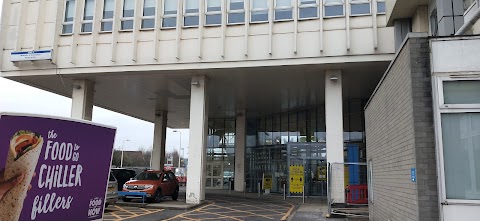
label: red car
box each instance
[122,170,179,203]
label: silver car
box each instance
[105,172,118,207]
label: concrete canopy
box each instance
[4,61,390,127]
[386,0,431,26]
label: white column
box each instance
[186,76,208,205]
[151,111,167,170]
[325,70,345,204]
[71,79,95,120]
[234,112,246,192]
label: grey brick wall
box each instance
[365,35,438,221]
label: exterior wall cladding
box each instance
[365,35,439,221]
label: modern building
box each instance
[0,0,395,207]
[366,0,480,220]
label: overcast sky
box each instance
[0,0,189,156]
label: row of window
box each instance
[62,0,386,34]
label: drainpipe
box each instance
[456,0,480,35]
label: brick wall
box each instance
[365,35,438,221]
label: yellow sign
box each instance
[289,165,304,193]
[263,174,273,189]
[317,166,327,181]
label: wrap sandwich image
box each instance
[0,130,44,221]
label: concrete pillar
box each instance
[71,79,94,120]
[151,111,167,170]
[234,112,246,192]
[412,6,429,33]
[186,76,208,205]
[325,70,345,204]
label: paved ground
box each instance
[103,189,368,221]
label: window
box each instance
[206,0,222,25]
[184,0,200,27]
[275,0,292,21]
[121,0,135,30]
[162,0,177,28]
[298,0,318,19]
[464,0,475,11]
[251,0,268,23]
[350,0,370,16]
[81,0,94,33]
[142,0,156,29]
[376,0,385,14]
[228,0,245,24]
[101,0,114,32]
[443,81,480,105]
[441,113,480,200]
[324,0,344,17]
[62,0,75,34]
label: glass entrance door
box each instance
[206,162,223,189]
[287,143,327,197]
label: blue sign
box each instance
[411,168,416,182]
[10,50,53,62]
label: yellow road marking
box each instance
[212,204,274,220]
[281,203,295,221]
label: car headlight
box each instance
[144,185,154,189]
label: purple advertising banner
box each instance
[0,113,116,221]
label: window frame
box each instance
[120,0,135,31]
[298,0,319,20]
[61,0,76,35]
[205,0,223,26]
[161,0,178,29]
[80,0,95,33]
[183,0,200,27]
[100,0,115,33]
[141,0,157,30]
[227,0,246,25]
[433,75,480,205]
[323,0,345,18]
[376,0,385,15]
[250,0,269,23]
[274,0,294,21]
[349,0,370,16]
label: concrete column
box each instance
[151,111,167,170]
[412,6,429,33]
[186,76,208,205]
[71,79,94,120]
[234,112,246,192]
[325,70,345,204]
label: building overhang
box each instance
[386,0,430,26]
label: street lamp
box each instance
[173,130,182,167]
[120,139,130,168]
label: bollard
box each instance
[302,185,305,204]
[244,182,246,196]
[283,183,286,200]
[229,180,231,195]
[258,182,261,197]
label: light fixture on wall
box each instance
[72,84,82,89]
[191,81,200,86]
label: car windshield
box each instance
[135,172,161,180]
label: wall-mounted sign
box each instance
[10,50,53,62]
[289,165,304,193]
[263,173,272,190]
[0,113,116,221]
[411,168,416,182]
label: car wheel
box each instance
[153,189,162,203]
[122,197,132,202]
[172,187,179,201]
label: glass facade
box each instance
[206,118,236,189]
[205,99,367,193]
[245,99,367,194]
